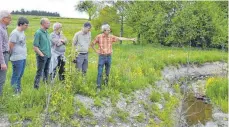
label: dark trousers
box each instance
[0,52,9,95]
[34,55,51,88]
[76,53,88,74]
[51,55,65,81]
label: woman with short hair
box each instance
[49,22,67,81]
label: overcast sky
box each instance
[0,0,89,18]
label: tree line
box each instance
[11,9,60,17]
[75,1,228,49]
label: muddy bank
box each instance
[0,62,227,127]
[74,62,227,127]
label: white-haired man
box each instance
[0,10,11,95]
[33,18,51,89]
[91,24,136,91]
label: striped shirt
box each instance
[0,23,9,64]
[93,34,118,55]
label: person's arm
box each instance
[0,31,7,70]
[116,37,136,42]
[33,32,44,57]
[90,35,100,54]
[72,33,78,46]
[71,32,78,56]
[111,35,136,43]
[9,32,17,54]
[90,42,98,54]
[60,31,68,45]
[50,33,63,47]
[33,46,44,57]
[9,42,15,54]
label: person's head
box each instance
[17,17,29,31]
[83,22,91,33]
[101,24,110,35]
[40,18,50,29]
[53,22,62,33]
[0,10,12,26]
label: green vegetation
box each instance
[94,97,103,107]
[107,116,115,123]
[150,91,162,103]
[163,92,171,101]
[83,1,228,48]
[0,8,227,126]
[173,84,181,93]
[125,1,228,49]
[134,113,145,123]
[75,101,93,118]
[149,94,179,127]
[206,77,228,113]
[116,108,129,122]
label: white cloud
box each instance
[0,0,88,18]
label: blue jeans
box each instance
[34,55,51,88]
[97,55,111,88]
[11,59,26,92]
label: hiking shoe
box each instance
[96,87,101,94]
[34,85,39,89]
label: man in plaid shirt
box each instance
[91,24,136,92]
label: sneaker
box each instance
[34,85,39,89]
[15,89,21,94]
[96,87,101,94]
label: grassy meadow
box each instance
[0,15,227,126]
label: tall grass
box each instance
[0,15,227,126]
[206,77,228,113]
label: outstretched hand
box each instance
[132,38,137,42]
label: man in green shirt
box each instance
[33,18,51,89]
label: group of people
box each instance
[0,10,136,95]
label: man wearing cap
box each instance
[0,10,12,95]
[91,24,136,91]
[72,22,91,75]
